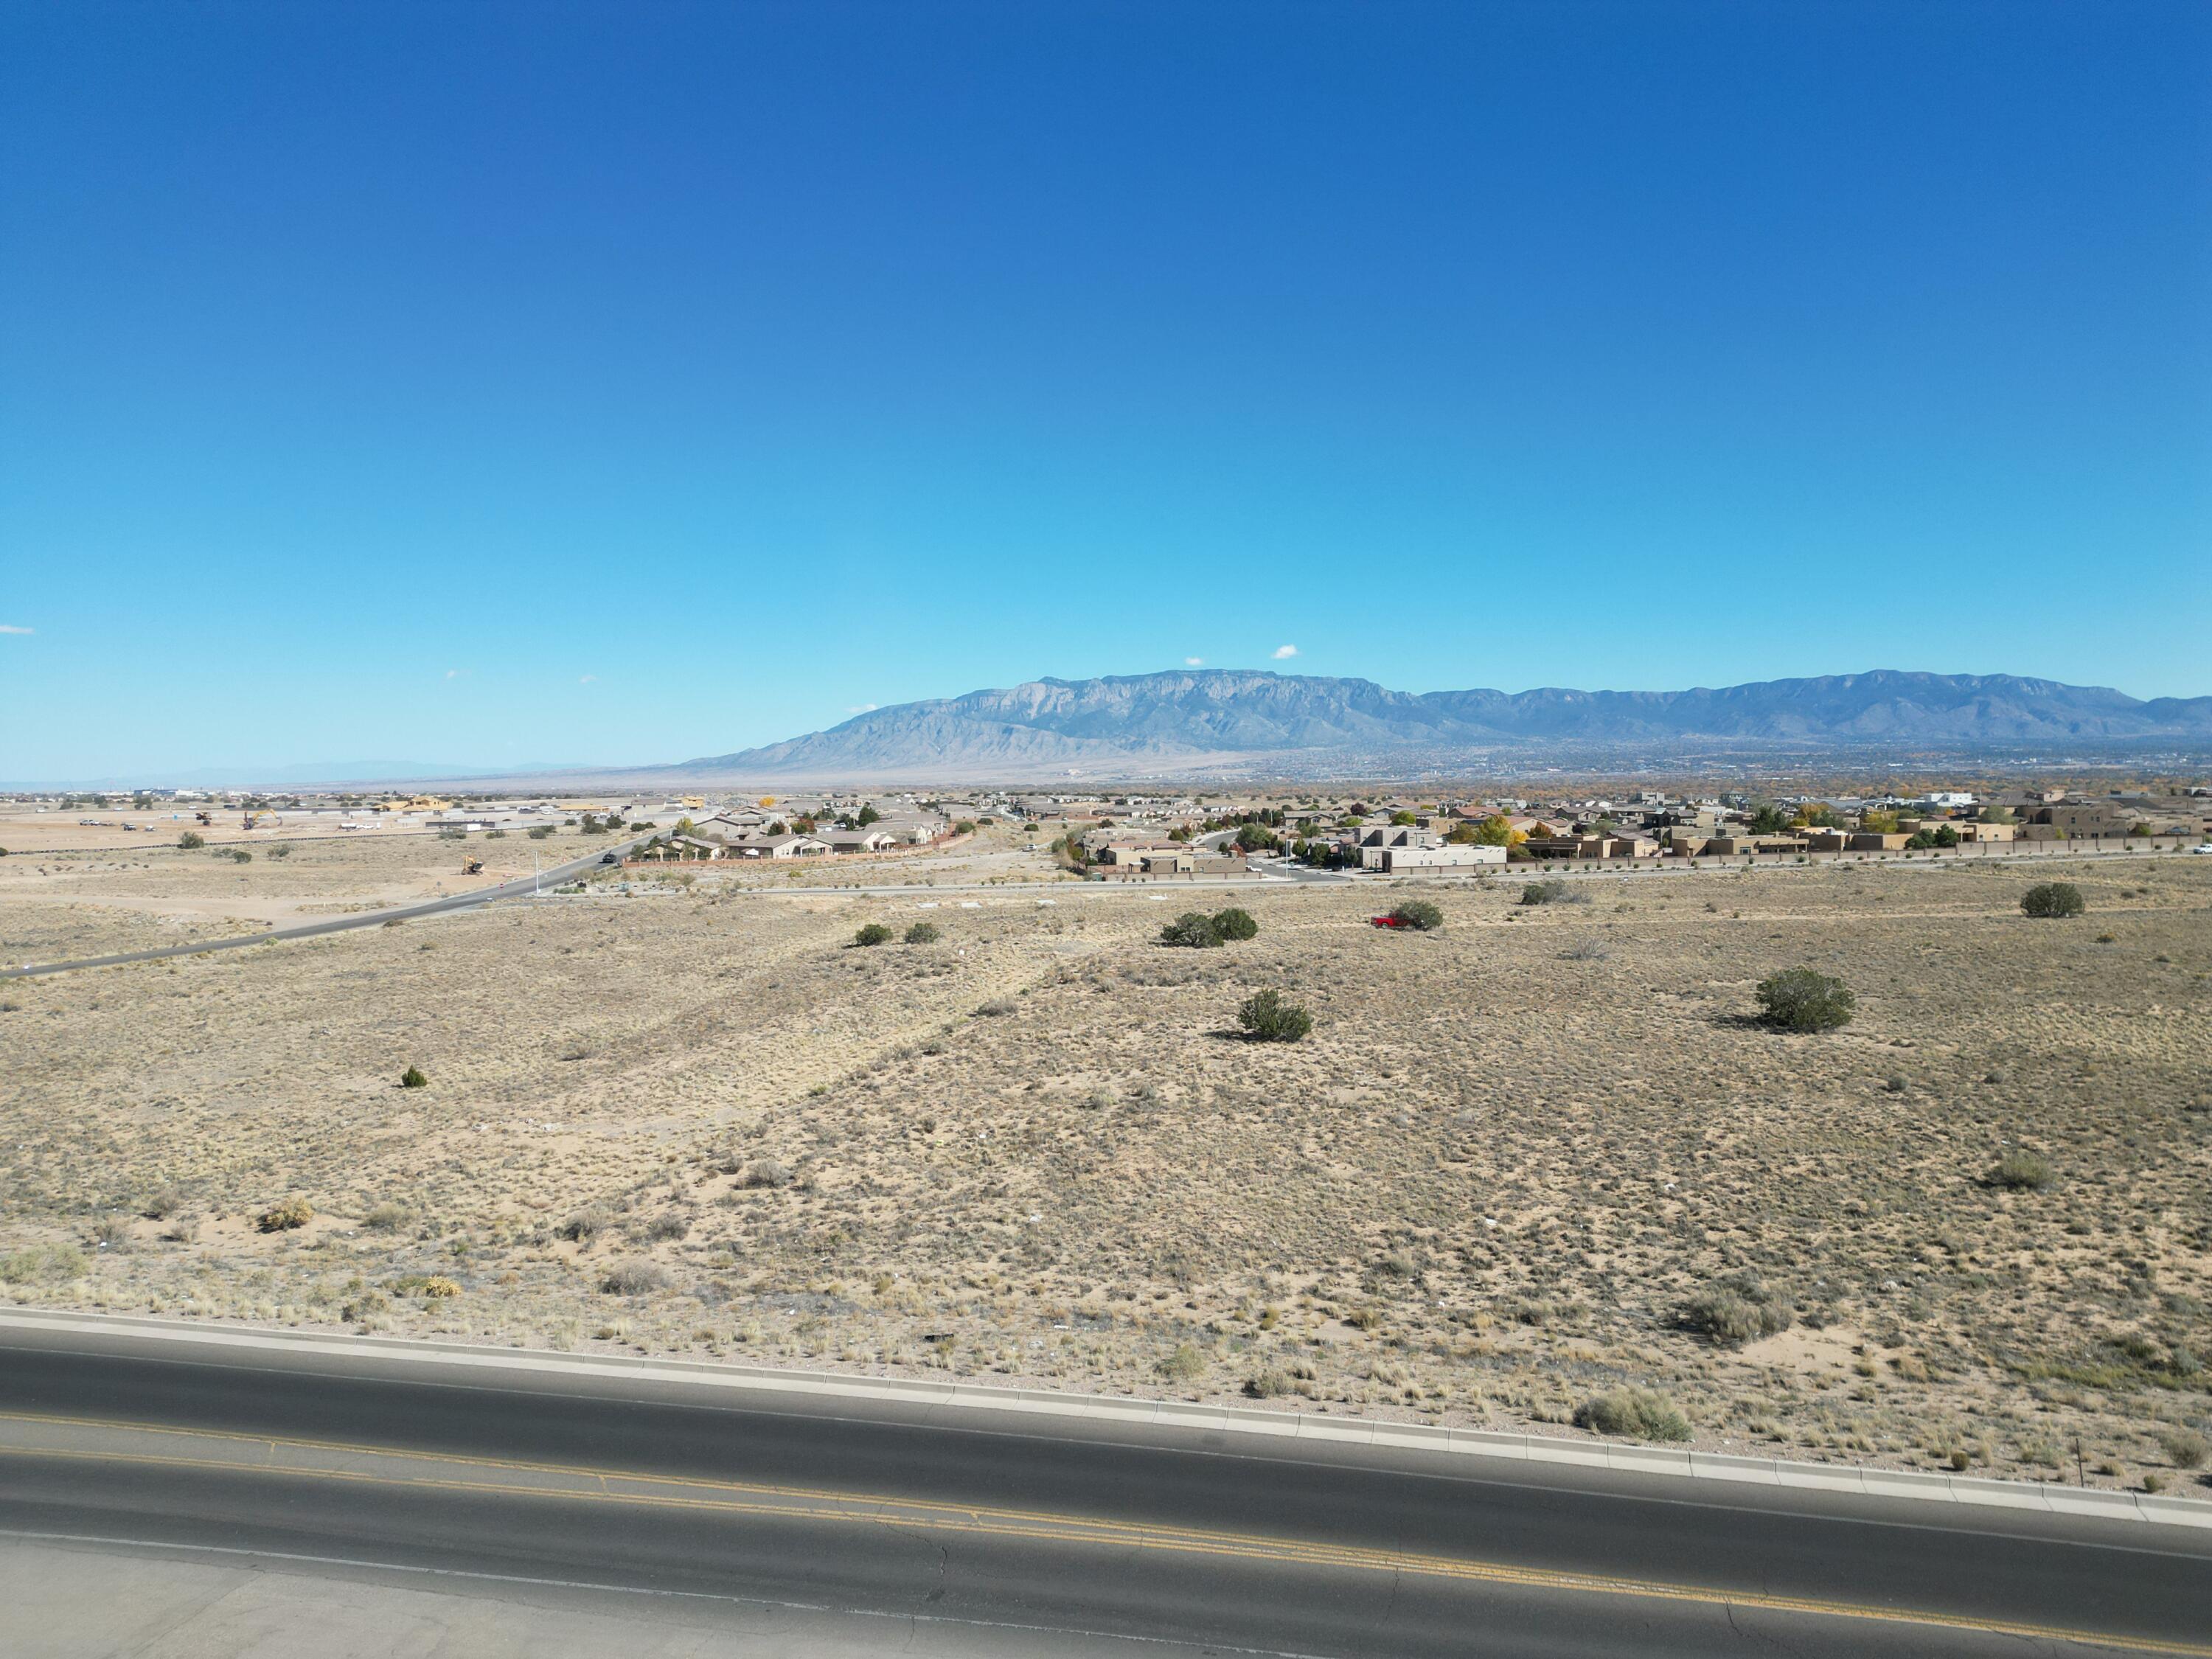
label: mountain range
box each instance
[674,669,2212,782]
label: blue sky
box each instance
[3,1,2206,779]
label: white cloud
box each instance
[445,668,466,679]
[1272,644,1298,659]
[0,624,32,635]
[578,674,597,684]
[1184,656,1204,667]
[845,703,878,715]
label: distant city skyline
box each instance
[4,1,2207,777]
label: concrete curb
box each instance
[7,1307,2206,1529]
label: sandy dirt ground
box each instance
[0,824,597,956]
[3,852,2208,1493]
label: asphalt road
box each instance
[1,836,645,979]
[0,1319,2204,1657]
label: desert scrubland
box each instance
[3,851,2208,1491]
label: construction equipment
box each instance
[460,857,484,875]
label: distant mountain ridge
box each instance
[678,669,2212,780]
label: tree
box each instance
[1211,907,1259,941]
[1932,824,1958,848]
[1860,809,1900,834]
[1747,804,1791,835]
[857,805,881,826]
[1237,990,1312,1043]
[178,831,205,849]
[1473,813,1517,846]
[1159,912,1223,948]
[1753,967,1854,1032]
[1388,810,1418,827]
[2020,882,2084,918]
[1978,806,2016,826]
[1234,822,1279,853]
[1387,900,1444,931]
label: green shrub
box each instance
[1237,990,1313,1043]
[400,1064,428,1088]
[1388,900,1443,931]
[0,1243,88,1285]
[1987,1147,2052,1190]
[2021,882,2085,918]
[1680,1279,1794,1345]
[1157,1343,1207,1382]
[178,831,205,849]
[256,1195,314,1233]
[1754,967,1855,1032]
[1574,1387,1691,1442]
[1520,879,1583,905]
[1159,911,1223,948]
[527,824,555,839]
[904,921,941,945]
[853,922,894,947]
[1211,906,1259,942]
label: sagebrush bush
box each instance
[641,1210,690,1242]
[853,922,893,947]
[557,1208,609,1243]
[1237,990,1312,1043]
[1574,1387,1691,1442]
[1388,900,1443,931]
[361,1201,410,1233]
[2021,882,2086,918]
[255,1195,313,1233]
[1988,1147,2053,1190]
[2160,1429,2208,1470]
[0,1244,88,1285]
[904,921,941,945]
[1211,907,1259,942]
[1754,967,1854,1032]
[1157,1343,1207,1382]
[1680,1279,1794,1346]
[1520,880,1583,906]
[600,1260,674,1295]
[177,831,205,849]
[1159,912,1223,948]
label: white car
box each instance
[2193,844,2212,855]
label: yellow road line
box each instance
[0,1416,2203,1656]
